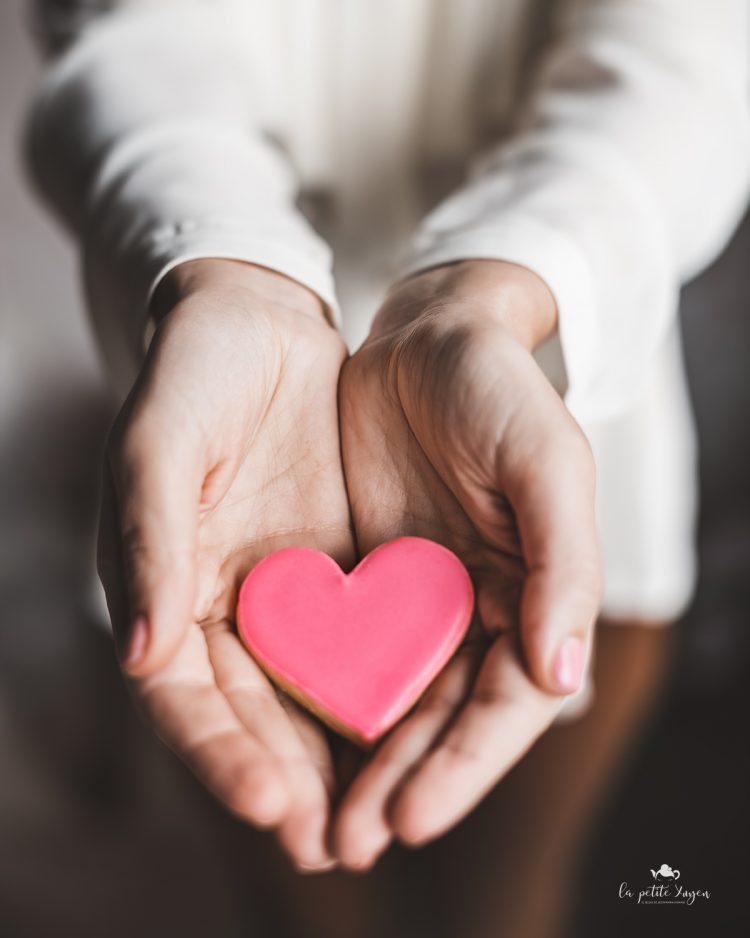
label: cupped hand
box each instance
[333,260,602,868]
[97,260,354,871]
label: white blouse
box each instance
[28,0,750,419]
[26,0,750,621]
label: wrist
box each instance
[151,259,328,325]
[393,260,557,350]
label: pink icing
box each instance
[237,537,474,743]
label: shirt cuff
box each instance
[84,219,341,388]
[84,219,340,393]
[142,224,342,334]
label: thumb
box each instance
[106,418,201,677]
[503,416,602,696]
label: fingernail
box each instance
[551,636,585,694]
[297,859,337,875]
[123,615,148,669]
[343,850,380,874]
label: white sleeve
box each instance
[401,0,750,423]
[26,0,339,388]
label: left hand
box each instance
[332,260,602,869]
[97,260,355,871]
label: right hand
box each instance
[97,260,354,871]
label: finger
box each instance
[390,633,562,846]
[282,699,338,798]
[135,626,289,828]
[207,628,336,871]
[100,471,287,828]
[107,413,202,677]
[501,394,602,695]
[332,646,481,869]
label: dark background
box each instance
[1,1,748,935]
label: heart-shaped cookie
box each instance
[237,537,474,745]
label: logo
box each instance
[619,864,711,906]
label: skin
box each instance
[332,261,602,868]
[98,257,602,874]
[98,259,354,871]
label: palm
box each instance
[100,295,355,869]
[341,317,533,642]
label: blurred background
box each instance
[1,1,748,935]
